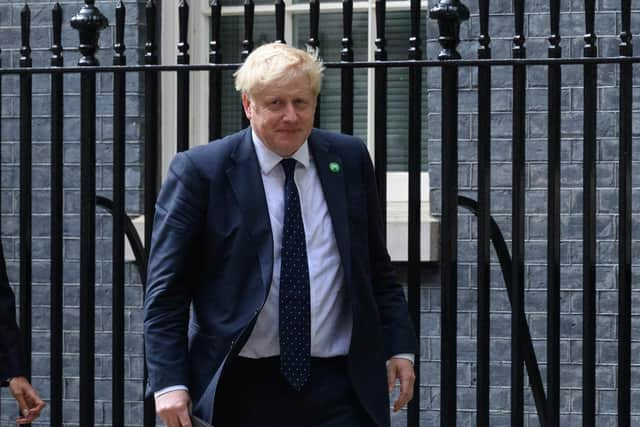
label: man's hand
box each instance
[386,357,415,412]
[8,376,45,424]
[155,389,193,427]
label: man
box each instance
[0,244,45,424]
[144,43,417,427]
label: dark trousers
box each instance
[213,356,375,427]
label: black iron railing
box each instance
[0,0,637,426]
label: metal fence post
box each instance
[429,1,468,425]
[50,4,65,425]
[70,2,107,425]
[19,3,33,392]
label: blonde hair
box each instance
[234,43,325,98]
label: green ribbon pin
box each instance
[329,162,341,173]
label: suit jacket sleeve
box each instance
[0,243,23,384]
[359,142,417,358]
[144,152,207,395]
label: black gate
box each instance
[0,0,638,426]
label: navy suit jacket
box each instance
[144,128,416,426]
[0,243,23,384]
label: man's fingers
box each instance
[8,377,45,423]
[13,392,29,417]
[159,409,192,427]
[25,387,46,413]
[394,376,414,411]
[387,358,416,412]
[178,411,193,427]
[386,364,396,393]
[156,389,192,427]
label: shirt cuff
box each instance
[389,353,415,364]
[154,385,189,399]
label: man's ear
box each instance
[241,93,252,121]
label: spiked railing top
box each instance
[374,0,387,60]
[308,0,320,50]
[70,1,108,66]
[115,1,126,57]
[429,0,469,60]
[341,0,353,61]
[20,5,32,66]
[145,0,157,64]
[210,0,223,62]
[275,0,286,44]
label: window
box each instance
[209,0,429,171]
[157,0,437,261]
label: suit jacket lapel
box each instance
[226,129,274,295]
[308,131,352,286]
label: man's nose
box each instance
[282,103,297,121]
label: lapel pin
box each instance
[329,162,341,173]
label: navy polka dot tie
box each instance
[279,158,311,391]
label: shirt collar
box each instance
[251,129,310,175]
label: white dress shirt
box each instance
[240,131,352,358]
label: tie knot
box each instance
[281,158,297,180]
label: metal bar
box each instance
[144,2,158,423]
[406,0,423,424]
[177,1,190,152]
[0,20,2,244]
[582,0,597,421]
[50,4,64,426]
[19,3,33,386]
[241,0,255,59]
[4,56,640,76]
[476,0,491,421]
[340,0,354,135]
[275,0,285,44]
[309,0,321,127]
[547,0,561,422]
[70,2,108,425]
[511,0,526,421]
[429,1,468,424]
[145,0,159,254]
[210,0,222,140]
[617,0,632,423]
[374,0,387,225]
[112,3,126,425]
[439,53,458,427]
[79,47,98,427]
[241,0,254,128]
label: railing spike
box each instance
[115,1,126,57]
[275,0,286,44]
[20,4,32,67]
[70,1,108,66]
[429,0,469,60]
[242,0,255,60]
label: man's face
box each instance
[242,73,317,157]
